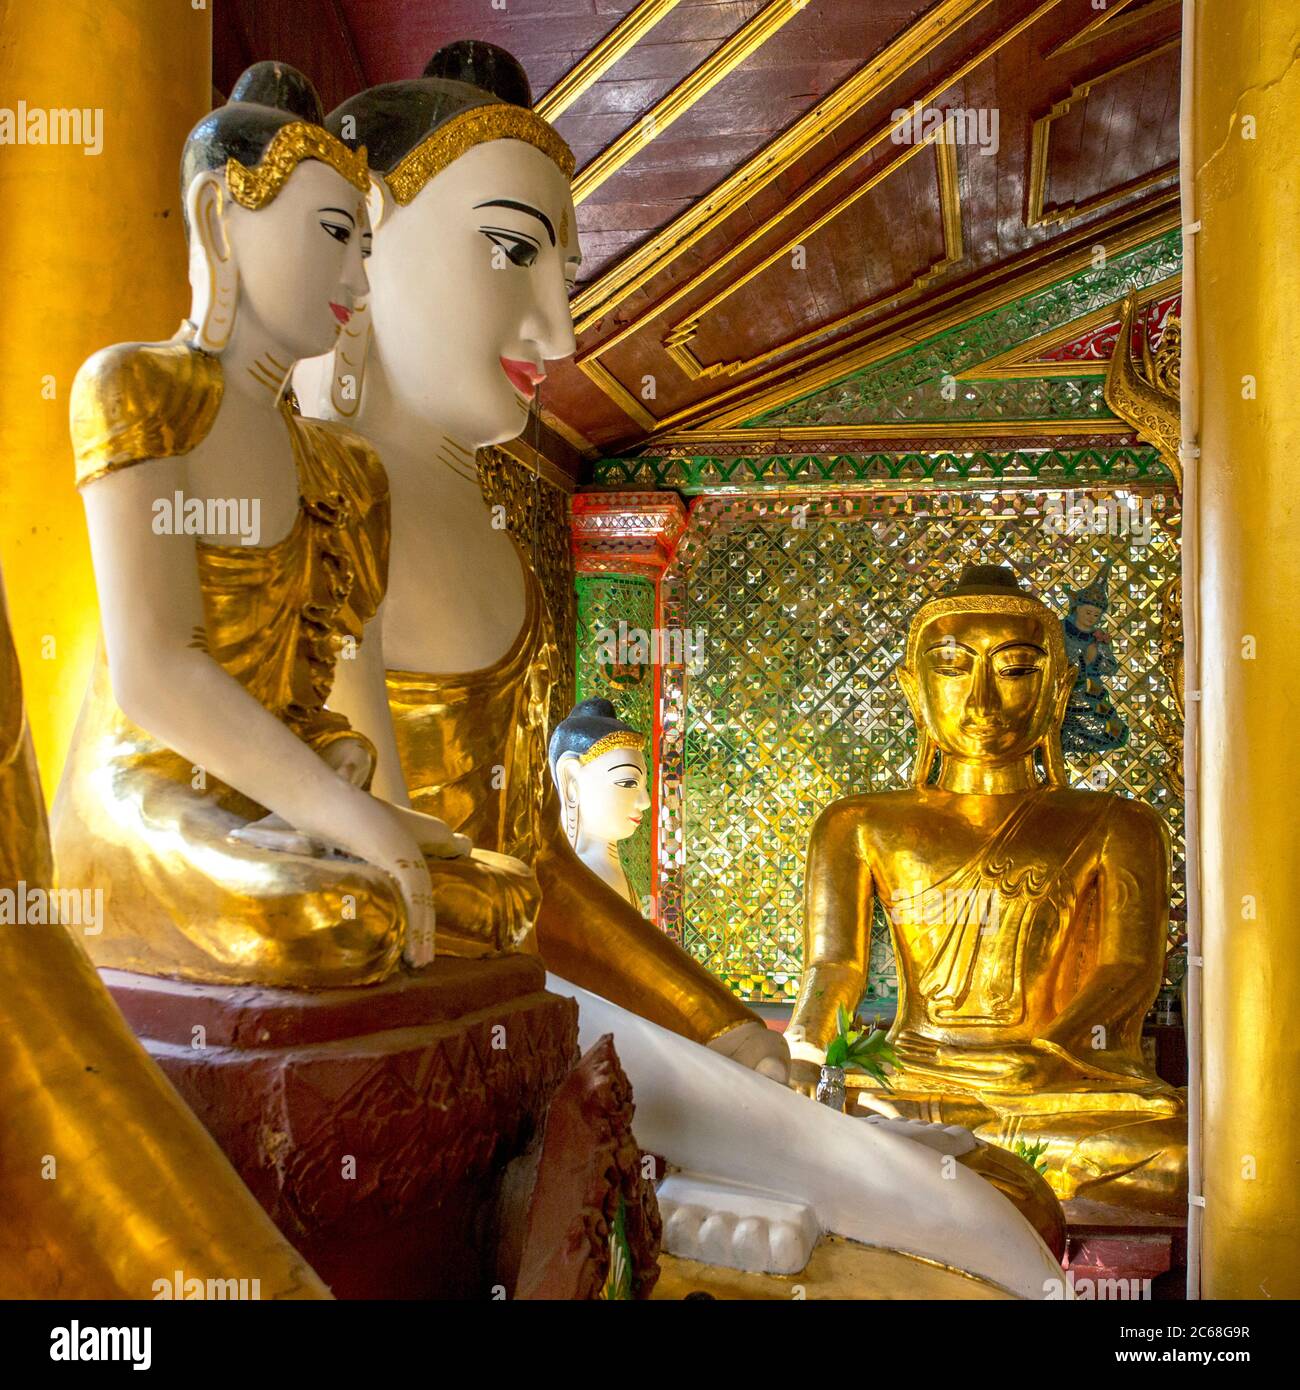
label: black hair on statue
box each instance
[180,61,326,212]
[547,698,640,774]
[327,40,533,175]
[423,40,533,107]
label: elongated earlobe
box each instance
[556,755,581,849]
[188,176,239,353]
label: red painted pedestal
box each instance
[1063,1198,1188,1300]
[104,957,579,1298]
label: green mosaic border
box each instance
[593,445,1174,493]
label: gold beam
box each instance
[572,0,1006,328]
[572,0,806,207]
[536,0,684,122]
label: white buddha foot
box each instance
[656,1174,821,1275]
[228,812,324,857]
[854,1112,979,1157]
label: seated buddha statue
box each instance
[548,698,651,910]
[52,63,537,988]
[302,40,786,1076]
[786,565,1186,1214]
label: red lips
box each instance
[330,302,352,325]
[501,356,546,398]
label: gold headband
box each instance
[578,731,645,766]
[226,121,370,210]
[384,104,576,207]
[905,593,1068,672]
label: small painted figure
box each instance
[1060,560,1129,756]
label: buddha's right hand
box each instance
[392,805,472,860]
[299,792,437,967]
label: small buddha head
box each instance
[1066,560,1113,635]
[180,62,372,360]
[321,40,580,442]
[548,698,650,849]
[898,566,1074,786]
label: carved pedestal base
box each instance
[104,958,578,1298]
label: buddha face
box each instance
[190,159,371,360]
[364,138,580,445]
[561,747,650,844]
[903,606,1067,763]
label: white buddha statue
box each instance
[54,62,537,988]
[548,698,651,909]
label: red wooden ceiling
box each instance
[213,0,1182,456]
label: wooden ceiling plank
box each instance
[570,0,1004,331]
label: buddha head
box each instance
[548,699,650,851]
[319,40,580,442]
[898,566,1075,787]
[181,62,372,361]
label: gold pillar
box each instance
[1194,0,1300,1297]
[0,0,209,794]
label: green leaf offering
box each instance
[824,1006,896,1089]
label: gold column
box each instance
[1193,0,1300,1297]
[0,0,208,793]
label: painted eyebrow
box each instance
[474,198,556,247]
[925,640,976,657]
[992,641,1046,656]
[319,207,357,226]
[609,763,643,774]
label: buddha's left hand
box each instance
[708,1020,791,1083]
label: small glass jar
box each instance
[815,1064,847,1112]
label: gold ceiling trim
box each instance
[661,130,963,383]
[536,0,684,121]
[653,198,1180,436]
[583,358,659,433]
[1026,36,1180,228]
[571,0,807,207]
[1045,0,1179,59]
[571,0,1007,330]
[954,272,1181,379]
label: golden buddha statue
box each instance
[787,565,1186,1214]
[53,63,537,988]
[0,566,327,1298]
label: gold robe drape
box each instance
[54,340,536,988]
[387,546,758,1045]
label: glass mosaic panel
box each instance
[660,489,1184,1006]
[575,571,657,912]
